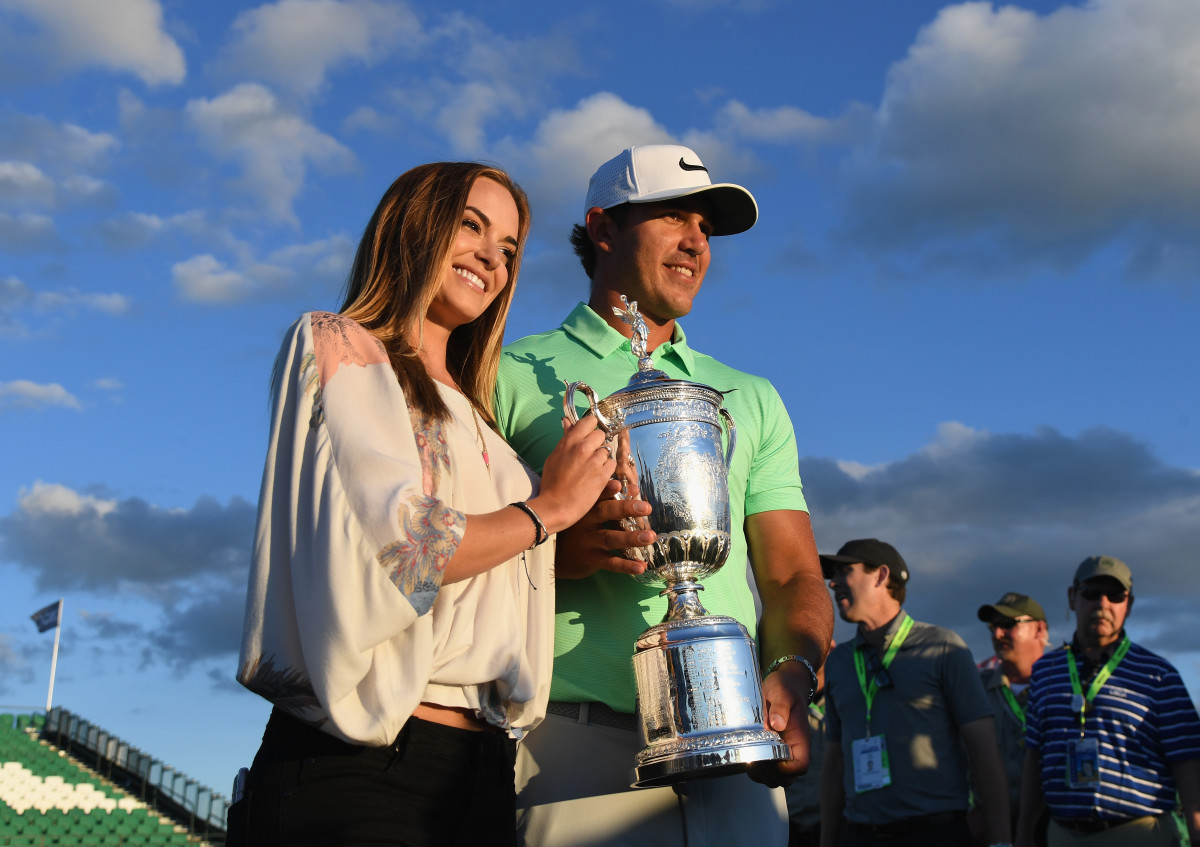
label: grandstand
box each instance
[0,709,227,846]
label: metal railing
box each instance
[40,707,227,840]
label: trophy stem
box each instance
[660,578,708,622]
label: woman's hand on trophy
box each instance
[552,480,656,579]
[530,417,619,536]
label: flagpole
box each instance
[45,598,62,712]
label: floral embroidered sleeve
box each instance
[305,311,465,615]
[237,311,553,744]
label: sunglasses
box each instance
[987,617,1037,632]
[864,649,893,690]
[1077,586,1129,603]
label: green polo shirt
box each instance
[494,301,807,712]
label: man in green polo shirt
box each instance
[495,144,833,846]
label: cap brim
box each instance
[977,603,1045,622]
[819,553,861,578]
[625,183,758,236]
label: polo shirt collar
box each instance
[855,609,910,652]
[1070,630,1127,676]
[560,301,696,374]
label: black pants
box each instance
[840,812,973,847]
[227,708,517,847]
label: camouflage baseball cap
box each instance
[977,592,1046,622]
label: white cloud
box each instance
[505,92,674,225]
[0,482,256,665]
[172,255,252,304]
[92,378,123,391]
[0,0,185,85]
[715,100,869,146]
[341,105,389,135]
[0,380,81,411]
[173,234,353,304]
[95,209,211,250]
[801,421,1200,658]
[34,290,132,316]
[185,83,355,223]
[0,161,54,208]
[0,212,56,251]
[384,13,578,156]
[2,277,132,337]
[0,276,31,338]
[59,175,114,206]
[838,0,1200,276]
[219,0,422,96]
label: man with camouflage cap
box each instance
[1016,557,1200,846]
[977,592,1050,844]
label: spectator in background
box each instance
[1017,556,1200,847]
[976,593,1050,846]
[818,539,1011,847]
[786,639,834,847]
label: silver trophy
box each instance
[564,296,789,787]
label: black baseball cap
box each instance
[819,538,909,583]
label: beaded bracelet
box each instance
[764,654,820,704]
[509,501,549,549]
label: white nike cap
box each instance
[584,144,758,236]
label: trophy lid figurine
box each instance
[564,296,789,787]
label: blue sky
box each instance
[1,0,1198,796]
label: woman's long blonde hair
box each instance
[339,162,531,424]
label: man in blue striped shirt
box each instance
[1015,556,1200,846]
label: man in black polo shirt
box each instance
[818,538,1011,847]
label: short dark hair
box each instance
[569,204,632,279]
[861,561,907,605]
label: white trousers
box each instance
[515,710,788,847]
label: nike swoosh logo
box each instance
[678,158,709,173]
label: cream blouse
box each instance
[236,312,554,743]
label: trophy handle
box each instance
[719,407,737,467]
[563,381,616,430]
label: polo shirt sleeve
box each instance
[743,381,807,516]
[1157,665,1200,763]
[825,678,843,743]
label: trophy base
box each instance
[632,729,790,788]
[632,615,790,788]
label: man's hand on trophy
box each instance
[553,479,656,579]
[748,666,814,787]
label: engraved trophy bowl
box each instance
[563,296,790,787]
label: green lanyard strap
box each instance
[1000,685,1025,730]
[853,613,914,734]
[1066,634,1131,729]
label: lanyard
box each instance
[1000,685,1025,730]
[1066,634,1131,730]
[854,613,913,733]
